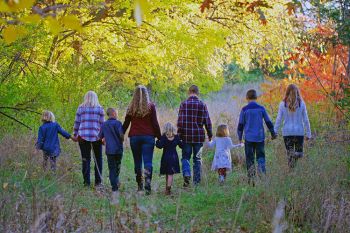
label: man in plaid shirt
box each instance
[177,85,213,186]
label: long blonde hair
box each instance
[284,84,302,112]
[127,85,151,117]
[41,110,55,122]
[80,91,100,107]
[163,122,176,138]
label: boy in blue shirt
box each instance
[237,89,276,185]
[99,108,124,204]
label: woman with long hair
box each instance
[123,85,161,195]
[73,91,105,187]
[274,84,311,168]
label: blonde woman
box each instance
[36,110,73,171]
[73,91,105,187]
[156,122,182,195]
[123,85,161,195]
[274,84,311,168]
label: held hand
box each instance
[271,134,277,140]
[101,138,106,145]
[208,136,212,142]
[71,136,78,142]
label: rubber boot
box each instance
[165,186,171,195]
[144,169,152,195]
[183,176,191,188]
[136,172,143,192]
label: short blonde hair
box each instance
[41,110,55,122]
[216,124,229,137]
[80,91,100,107]
[163,122,176,138]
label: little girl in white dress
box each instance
[207,124,244,183]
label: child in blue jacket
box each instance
[36,110,73,171]
[99,108,124,204]
[237,89,276,185]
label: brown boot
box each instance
[165,186,171,195]
[136,172,143,192]
[183,176,190,188]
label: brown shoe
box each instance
[183,176,190,188]
[165,186,171,195]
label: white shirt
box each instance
[274,101,311,138]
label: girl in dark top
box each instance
[123,85,161,195]
[36,110,74,171]
[156,122,182,195]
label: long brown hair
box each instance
[284,84,302,112]
[127,85,151,117]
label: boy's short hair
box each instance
[246,89,257,100]
[106,108,117,117]
[42,110,55,122]
[188,85,199,95]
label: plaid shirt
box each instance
[73,106,105,142]
[177,95,213,143]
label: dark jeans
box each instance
[78,139,103,186]
[43,152,56,171]
[283,136,304,168]
[107,154,123,191]
[181,143,203,184]
[244,141,266,179]
[130,136,155,187]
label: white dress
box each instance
[207,137,242,171]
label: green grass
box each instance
[0,136,349,232]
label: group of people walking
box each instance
[36,83,311,203]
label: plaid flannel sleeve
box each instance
[73,108,81,136]
[177,103,184,136]
[203,103,213,139]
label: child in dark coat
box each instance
[36,110,73,171]
[99,108,124,204]
[156,122,182,195]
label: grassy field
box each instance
[0,132,349,233]
[0,84,349,232]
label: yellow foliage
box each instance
[20,14,41,24]
[0,2,10,12]
[2,25,27,44]
[3,0,35,12]
[46,17,62,35]
[134,0,150,26]
[61,15,82,32]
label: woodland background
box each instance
[0,0,349,232]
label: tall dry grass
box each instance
[0,83,349,232]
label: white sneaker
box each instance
[219,175,225,184]
[111,191,120,205]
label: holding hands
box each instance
[71,135,78,142]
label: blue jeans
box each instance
[78,139,103,186]
[181,143,203,184]
[130,136,155,181]
[244,141,266,178]
[107,154,123,191]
